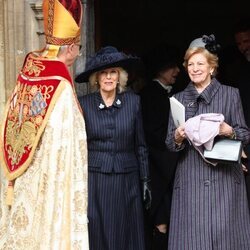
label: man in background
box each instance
[218,17,250,210]
[140,45,182,249]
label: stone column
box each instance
[0,0,43,116]
[4,0,26,97]
[0,0,5,117]
[75,0,96,96]
[0,0,25,116]
[29,0,45,49]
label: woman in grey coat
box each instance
[166,35,250,250]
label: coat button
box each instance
[204,180,210,186]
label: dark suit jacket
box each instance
[219,54,250,127]
[220,55,250,210]
[140,80,178,224]
[79,90,149,179]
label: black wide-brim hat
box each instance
[75,46,141,83]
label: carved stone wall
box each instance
[0,0,5,118]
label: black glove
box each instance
[242,156,249,175]
[141,177,152,210]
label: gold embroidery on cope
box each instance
[5,82,54,167]
[23,57,46,76]
[12,203,29,231]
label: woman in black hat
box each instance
[76,46,151,250]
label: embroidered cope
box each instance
[0,54,89,249]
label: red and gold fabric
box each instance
[0,53,73,180]
[0,52,89,249]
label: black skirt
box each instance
[88,171,146,250]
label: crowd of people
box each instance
[0,0,249,249]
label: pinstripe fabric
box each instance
[79,90,149,250]
[88,172,145,250]
[79,90,148,178]
[166,78,250,250]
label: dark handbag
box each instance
[203,138,242,164]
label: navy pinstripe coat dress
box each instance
[79,90,149,250]
[166,78,250,250]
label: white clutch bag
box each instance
[203,138,242,164]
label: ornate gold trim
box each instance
[46,35,80,46]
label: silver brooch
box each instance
[116,99,121,105]
[99,103,105,109]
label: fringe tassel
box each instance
[6,181,14,206]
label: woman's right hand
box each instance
[174,126,186,145]
[219,121,235,138]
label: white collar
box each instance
[153,79,173,93]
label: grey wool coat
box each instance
[166,78,250,250]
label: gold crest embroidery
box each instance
[11,203,29,231]
[23,57,45,77]
[6,120,36,168]
[5,82,54,167]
